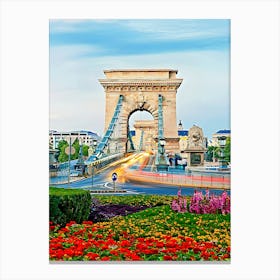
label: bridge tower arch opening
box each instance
[98,69,183,155]
[128,109,156,152]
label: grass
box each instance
[50,187,90,196]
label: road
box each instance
[50,153,230,196]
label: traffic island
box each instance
[90,190,127,194]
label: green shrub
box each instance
[49,187,91,227]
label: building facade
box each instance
[49,130,100,149]
[211,129,231,146]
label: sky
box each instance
[49,19,230,139]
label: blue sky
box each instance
[49,19,230,138]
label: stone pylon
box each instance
[99,69,183,154]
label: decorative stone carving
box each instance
[185,125,206,166]
[187,125,204,150]
[137,92,146,110]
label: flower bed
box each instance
[92,194,174,207]
[171,189,230,214]
[88,203,150,223]
[50,219,230,261]
[50,198,230,261]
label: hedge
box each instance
[49,187,92,227]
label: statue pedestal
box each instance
[185,125,206,167]
[186,149,205,167]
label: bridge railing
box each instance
[125,168,230,190]
[86,152,124,174]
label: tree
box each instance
[57,140,68,163]
[72,138,80,160]
[57,138,79,162]
[57,140,67,150]
[82,145,89,156]
[206,146,219,162]
[57,139,91,162]
[224,137,231,163]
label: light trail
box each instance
[108,152,150,183]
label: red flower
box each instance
[193,247,201,254]
[66,221,76,227]
[101,245,109,250]
[85,252,99,260]
[163,255,173,261]
[166,242,177,248]
[222,253,230,259]
[156,242,164,248]
[130,254,142,261]
[204,242,214,249]
[120,240,131,247]
[101,256,111,261]
[201,251,210,260]
[119,248,130,254]
[142,249,156,255]
[106,239,116,246]
[109,250,119,256]
[136,243,148,250]
[59,228,70,233]
[82,221,93,225]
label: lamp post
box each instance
[67,137,72,187]
[218,136,227,168]
[156,137,169,172]
[91,139,98,188]
[159,138,166,155]
[75,138,85,175]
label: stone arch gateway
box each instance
[98,69,183,154]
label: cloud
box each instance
[49,19,230,56]
[120,19,229,41]
[49,47,230,138]
[49,19,230,138]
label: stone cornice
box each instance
[98,79,183,87]
[99,79,183,90]
[104,69,178,73]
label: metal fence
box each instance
[126,167,230,190]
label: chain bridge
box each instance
[84,69,183,174]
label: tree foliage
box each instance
[206,146,219,162]
[82,145,89,156]
[206,137,230,163]
[57,139,90,162]
[224,137,231,163]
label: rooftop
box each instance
[216,129,231,134]
[104,69,178,73]
[178,130,188,136]
[102,69,180,80]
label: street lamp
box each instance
[75,138,85,175]
[91,139,98,188]
[156,137,169,172]
[159,138,166,155]
[218,136,227,168]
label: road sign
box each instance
[112,172,118,181]
[65,146,76,155]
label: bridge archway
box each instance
[128,109,156,152]
[99,69,183,154]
